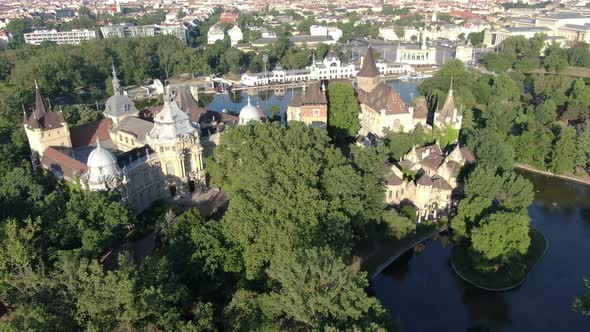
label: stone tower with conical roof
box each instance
[103,63,139,124]
[357,46,381,93]
[23,81,72,158]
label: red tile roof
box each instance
[357,82,408,115]
[42,147,88,180]
[70,118,113,148]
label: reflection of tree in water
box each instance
[452,272,512,330]
[381,249,414,282]
[229,91,244,104]
[198,94,214,108]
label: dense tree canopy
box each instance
[327,81,361,142]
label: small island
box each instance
[451,227,547,291]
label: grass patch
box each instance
[451,227,547,290]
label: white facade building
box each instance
[310,25,343,42]
[241,52,414,86]
[208,25,225,44]
[227,25,243,46]
[100,24,188,44]
[24,29,98,45]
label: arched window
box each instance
[184,149,192,174]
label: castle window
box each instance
[166,162,175,176]
[125,137,128,144]
[119,135,123,141]
[313,109,320,117]
[160,147,164,153]
[388,191,392,199]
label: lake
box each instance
[370,172,590,331]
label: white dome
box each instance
[86,140,121,186]
[239,97,261,125]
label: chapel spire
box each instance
[111,62,121,96]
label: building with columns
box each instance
[395,35,437,66]
[24,71,207,212]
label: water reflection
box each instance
[371,171,590,331]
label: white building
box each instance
[0,30,10,49]
[484,13,590,47]
[24,29,99,45]
[208,25,225,44]
[100,23,188,44]
[227,25,243,46]
[310,25,343,42]
[454,45,473,64]
[396,37,437,66]
[241,51,414,86]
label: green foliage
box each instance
[544,43,569,72]
[207,122,374,279]
[567,42,590,67]
[550,126,578,174]
[468,31,485,46]
[471,212,531,262]
[418,60,477,110]
[382,210,416,240]
[573,277,590,317]
[382,127,428,160]
[62,105,103,126]
[263,247,389,331]
[468,129,515,171]
[484,52,514,73]
[327,81,360,142]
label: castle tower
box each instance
[23,81,72,158]
[357,46,381,93]
[146,85,205,195]
[434,77,462,131]
[103,63,139,124]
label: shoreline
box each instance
[514,163,590,186]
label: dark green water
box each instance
[370,171,590,331]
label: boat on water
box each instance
[399,73,434,80]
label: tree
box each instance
[483,52,514,73]
[468,129,515,171]
[327,81,360,142]
[62,105,103,126]
[207,122,372,279]
[263,247,389,331]
[573,277,590,317]
[382,210,415,240]
[490,72,521,103]
[544,43,568,72]
[567,42,590,67]
[471,212,531,263]
[551,126,578,174]
[5,18,30,47]
[468,31,484,46]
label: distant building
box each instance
[454,45,473,64]
[227,25,243,46]
[357,46,427,137]
[310,25,343,42]
[385,143,475,222]
[100,23,188,44]
[219,12,239,25]
[251,35,336,48]
[241,50,413,86]
[484,13,590,47]
[207,25,225,44]
[24,29,98,45]
[238,97,266,125]
[287,81,328,129]
[395,35,437,66]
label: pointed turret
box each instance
[357,46,381,92]
[434,77,462,131]
[111,62,122,96]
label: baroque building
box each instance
[385,143,475,222]
[23,70,207,212]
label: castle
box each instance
[23,66,215,212]
[385,143,475,222]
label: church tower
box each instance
[23,81,72,159]
[103,63,139,124]
[357,46,381,93]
